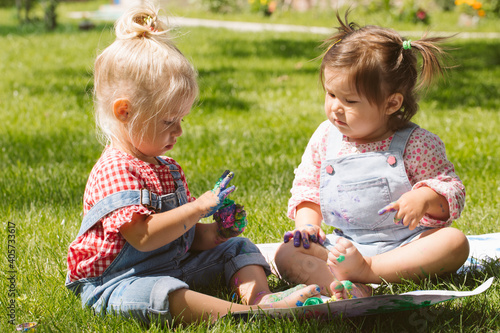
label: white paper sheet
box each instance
[230,277,494,319]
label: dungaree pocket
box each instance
[337,177,393,229]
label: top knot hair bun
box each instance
[114,1,169,40]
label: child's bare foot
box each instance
[252,284,321,308]
[327,237,372,282]
[329,280,372,301]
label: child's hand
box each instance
[199,170,236,218]
[283,224,325,249]
[213,199,248,238]
[378,190,431,230]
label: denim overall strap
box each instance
[76,189,161,238]
[156,157,187,206]
[388,122,419,152]
[325,122,344,158]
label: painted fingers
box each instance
[378,201,404,225]
[284,224,325,249]
[378,201,419,230]
[202,170,236,218]
[212,170,236,199]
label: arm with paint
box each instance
[120,171,235,252]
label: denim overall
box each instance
[320,123,431,256]
[66,158,270,325]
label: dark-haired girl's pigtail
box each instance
[403,36,453,90]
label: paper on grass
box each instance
[459,233,500,272]
[230,277,494,319]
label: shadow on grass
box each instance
[417,40,500,110]
[0,21,112,36]
[25,66,94,107]
[196,67,253,113]
[0,129,99,210]
[196,65,318,113]
[213,36,323,60]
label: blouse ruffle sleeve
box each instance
[404,128,466,228]
[102,205,152,235]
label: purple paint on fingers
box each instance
[301,231,310,249]
[293,230,301,247]
[378,202,398,215]
[284,231,293,243]
[310,234,317,243]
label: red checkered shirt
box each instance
[66,146,194,282]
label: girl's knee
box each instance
[274,242,296,268]
[426,227,469,255]
[448,228,470,259]
[435,228,469,267]
[275,242,328,274]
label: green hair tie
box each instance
[403,40,412,50]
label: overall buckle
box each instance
[140,189,160,213]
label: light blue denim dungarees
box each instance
[66,158,270,325]
[320,123,432,256]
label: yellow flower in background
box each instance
[249,0,276,15]
[455,0,486,17]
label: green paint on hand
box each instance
[342,280,353,290]
[303,297,324,306]
[337,255,345,262]
[221,198,235,207]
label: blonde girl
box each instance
[275,12,469,298]
[66,1,319,325]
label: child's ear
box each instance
[385,93,404,115]
[113,99,131,123]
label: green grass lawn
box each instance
[160,1,500,33]
[0,2,499,332]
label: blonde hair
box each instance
[320,11,451,131]
[94,1,198,145]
